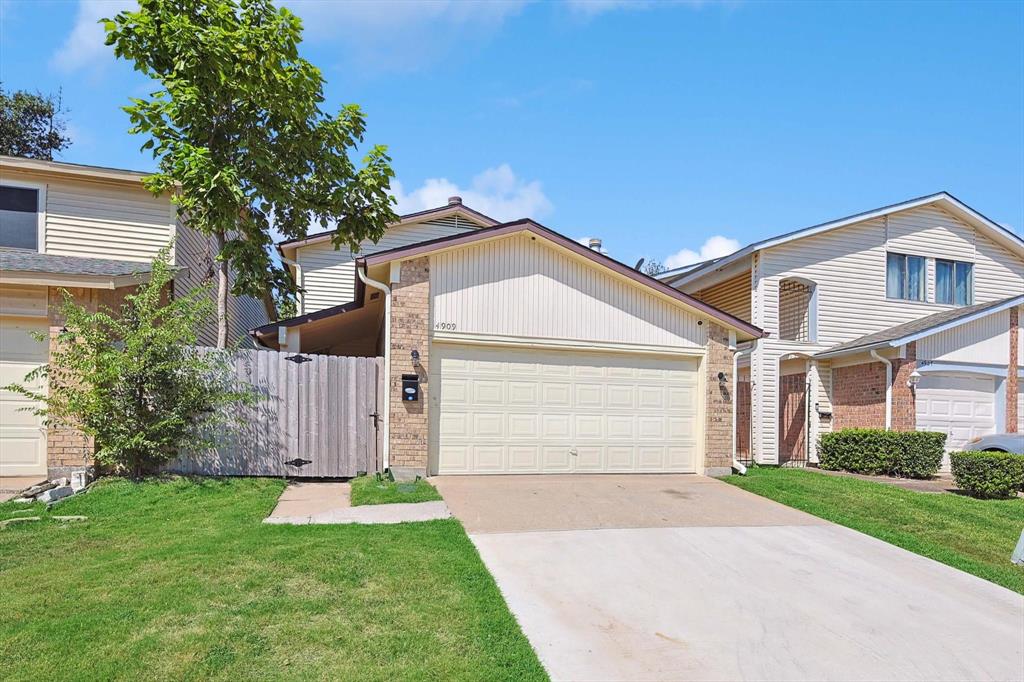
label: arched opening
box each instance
[778,277,817,342]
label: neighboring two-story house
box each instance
[0,156,269,479]
[661,192,1024,468]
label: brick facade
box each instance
[704,322,735,476]
[45,285,137,477]
[832,362,887,430]
[831,345,916,433]
[388,258,431,475]
[1009,307,1019,433]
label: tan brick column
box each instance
[704,322,734,476]
[891,342,917,432]
[1008,307,1019,433]
[388,258,431,476]
[46,287,95,477]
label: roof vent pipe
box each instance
[588,238,602,251]
[448,196,462,205]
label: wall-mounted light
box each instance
[411,349,420,365]
[907,369,921,389]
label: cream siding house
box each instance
[663,193,1024,467]
[0,156,269,478]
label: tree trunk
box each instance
[214,231,229,349]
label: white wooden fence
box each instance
[170,348,384,478]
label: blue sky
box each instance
[2,0,1022,268]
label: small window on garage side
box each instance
[935,259,974,306]
[0,186,40,250]
[886,252,925,302]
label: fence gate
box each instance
[171,349,384,478]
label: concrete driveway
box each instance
[433,474,1024,682]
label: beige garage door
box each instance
[433,344,700,474]
[0,317,48,477]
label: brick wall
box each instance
[831,348,916,432]
[891,342,917,432]
[388,258,431,474]
[704,322,734,476]
[45,285,138,476]
[1009,306,1019,433]
[832,362,886,430]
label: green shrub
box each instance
[818,429,945,478]
[950,451,1024,499]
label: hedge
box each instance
[818,429,946,479]
[950,451,1024,499]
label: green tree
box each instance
[103,0,397,347]
[6,247,252,479]
[0,85,72,160]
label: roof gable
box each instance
[664,192,1024,287]
[360,219,763,340]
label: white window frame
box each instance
[934,258,975,307]
[0,178,47,254]
[885,251,926,302]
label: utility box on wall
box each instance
[402,374,420,402]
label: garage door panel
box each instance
[435,345,699,475]
[1,316,48,477]
[916,373,995,463]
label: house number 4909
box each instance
[434,321,456,331]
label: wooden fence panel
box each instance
[170,348,383,477]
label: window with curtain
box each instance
[0,186,39,250]
[886,252,925,302]
[936,259,974,306]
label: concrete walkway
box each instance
[435,474,1024,682]
[263,481,450,525]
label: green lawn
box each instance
[724,467,1024,594]
[0,477,544,681]
[349,475,443,506]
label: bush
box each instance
[818,429,945,479]
[950,451,1024,499]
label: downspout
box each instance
[358,265,392,471]
[731,345,750,475]
[870,349,893,430]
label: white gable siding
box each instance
[297,219,479,313]
[44,177,173,262]
[918,309,1011,365]
[431,233,706,350]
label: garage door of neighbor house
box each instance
[433,344,700,474]
[0,317,48,477]
[915,373,995,464]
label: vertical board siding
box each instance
[43,178,173,262]
[296,218,485,313]
[170,349,383,477]
[694,270,752,322]
[431,233,706,348]
[918,309,1010,364]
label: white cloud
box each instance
[51,0,134,73]
[286,0,527,72]
[664,235,741,269]
[392,164,552,223]
[565,0,712,18]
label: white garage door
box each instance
[915,373,995,463]
[0,317,48,476]
[433,345,700,474]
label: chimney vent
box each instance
[448,196,462,206]
[588,238,602,251]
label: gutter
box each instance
[731,344,751,474]
[358,265,392,472]
[870,349,893,430]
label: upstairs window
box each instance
[935,259,973,306]
[0,186,39,250]
[886,252,924,302]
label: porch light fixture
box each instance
[907,369,922,389]
[411,349,420,364]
